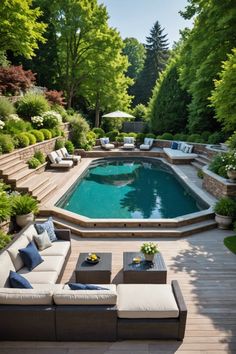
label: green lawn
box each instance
[224,235,236,254]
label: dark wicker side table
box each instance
[123,252,167,284]
[75,252,112,284]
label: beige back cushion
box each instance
[7,236,30,271]
[0,288,53,305]
[0,252,16,287]
[54,284,117,305]
[22,224,38,242]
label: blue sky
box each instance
[97,0,193,46]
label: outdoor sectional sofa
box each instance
[0,222,187,341]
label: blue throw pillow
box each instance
[171,141,179,150]
[9,270,33,289]
[19,241,43,271]
[68,283,109,290]
[35,217,57,242]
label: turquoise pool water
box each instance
[57,158,205,219]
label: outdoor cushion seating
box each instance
[100,137,115,150]
[48,151,73,169]
[163,142,197,161]
[139,138,154,151]
[123,137,135,150]
[60,147,81,163]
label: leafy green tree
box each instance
[134,21,169,105]
[148,55,190,134]
[210,49,236,133]
[123,38,146,80]
[179,0,236,132]
[132,104,148,121]
[0,0,46,58]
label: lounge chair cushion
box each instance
[163,147,197,159]
[140,138,153,150]
[53,284,117,305]
[117,284,179,319]
[50,160,73,168]
[0,288,54,305]
[9,271,33,289]
[0,252,16,287]
[56,149,64,158]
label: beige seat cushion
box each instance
[163,147,197,159]
[17,270,58,284]
[50,160,73,168]
[0,252,16,287]
[0,288,53,305]
[7,235,30,271]
[19,256,64,275]
[117,284,179,319]
[123,143,135,149]
[54,284,117,305]
[39,240,70,257]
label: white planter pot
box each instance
[144,253,155,262]
[215,214,233,230]
[16,212,34,228]
[227,170,236,181]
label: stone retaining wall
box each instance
[202,167,236,198]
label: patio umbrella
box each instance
[102,110,135,119]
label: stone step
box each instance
[1,162,28,176]
[0,157,22,171]
[0,152,20,165]
[195,157,210,166]
[17,174,50,194]
[191,161,204,171]
[8,168,36,186]
[35,182,57,203]
[50,217,217,238]
[197,154,211,164]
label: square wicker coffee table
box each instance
[75,252,112,284]
[123,252,167,284]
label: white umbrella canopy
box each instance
[102,110,135,119]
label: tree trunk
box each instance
[95,94,100,127]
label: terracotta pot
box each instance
[227,170,236,181]
[144,253,155,262]
[215,214,233,230]
[16,212,34,228]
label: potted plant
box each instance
[214,197,236,229]
[225,150,236,180]
[140,242,159,262]
[11,193,39,228]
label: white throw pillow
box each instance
[34,230,52,251]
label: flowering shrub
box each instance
[31,115,44,128]
[0,120,5,130]
[8,114,20,121]
[42,111,62,128]
[140,242,159,255]
[225,150,236,171]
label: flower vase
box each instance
[144,253,154,262]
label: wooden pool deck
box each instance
[1,228,236,353]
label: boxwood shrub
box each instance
[30,130,44,142]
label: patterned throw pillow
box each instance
[35,217,57,242]
[34,230,52,251]
[9,271,33,289]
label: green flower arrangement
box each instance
[140,242,159,255]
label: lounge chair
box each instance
[123,137,135,150]
[48,151,73,169]
[139,138,154,151]
[100,137,115,150]
[60,147,81,164]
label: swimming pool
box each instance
[57,158,207,219]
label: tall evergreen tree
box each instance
[134,21,169,106]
